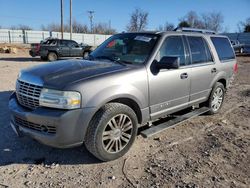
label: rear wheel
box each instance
[202,82,225,115]
[85,103,138,161]
[47,52,58,61]
[239,47,243,54]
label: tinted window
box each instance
[211,37,235,61]
[68,40,78,47]
[61,40,69,46]
[44,39,57,45]
[159,36,186,66]
[187,36,212,64]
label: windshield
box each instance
[90,33,159,64]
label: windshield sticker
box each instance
[134,36,152,42]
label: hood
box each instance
[20,60,130,89]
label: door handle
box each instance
[211,68,217,73]
[180,73,188,79]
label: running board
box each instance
[140,107,210,138]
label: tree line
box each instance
[1,9,250,33]
[127,9,250,33]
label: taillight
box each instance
[36,44,40,52]
[233,63,238,73]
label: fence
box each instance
[0,29,112,46]
[1,29,250,46]
[223,32,250,45]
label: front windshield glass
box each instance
[90,33,159,64]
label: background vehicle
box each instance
[37,38,92,61]
[9,28,237,161]
[29,37,58,57]
[230,40,244,54]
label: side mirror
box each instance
[156,56,180,70]
[75,44,80,48]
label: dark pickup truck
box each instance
[31,39,92,61]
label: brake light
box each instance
[233,63,238,73]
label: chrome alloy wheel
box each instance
[211,87,223,111]
[102,114,133,153]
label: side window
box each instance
[187,36,212,64]
[60,40,68,46]
[159,36,186,66]
[46,40,57,46]
[69,41,78,47]
[211,37,235,61]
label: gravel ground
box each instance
[0,51,249,188]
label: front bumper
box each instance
[8,93,96,148]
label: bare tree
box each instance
[178,21,190,28]
[237,17,250,33]
[10,24,32,30]
[41,20,115,34]
[41,23,61,32]
[93,23,116,34]
[126,8,149,32]
[158,22,175,31]
[72,19,88,33]
[182,11,204,28]
[179,11,224,32]
[202,12,224,32]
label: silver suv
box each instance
[9,28,237,161]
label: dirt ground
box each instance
[0,50,249,188]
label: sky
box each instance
[0,0,249,32]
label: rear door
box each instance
[148,35,191,119]
[59,40,70,57]
[185,36,216,103]
[210,36,236,85]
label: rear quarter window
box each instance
[211,37,235,61]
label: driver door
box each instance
[148,35,191,119]
[69,41,82,57]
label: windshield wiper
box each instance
[95,55,115,62]
[90,55,132,66]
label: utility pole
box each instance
[61,0,64,39]
[70,0,72,39]
[87,11,94,33]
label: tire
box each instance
[83,51,89,59]
[202,82,225,115]
[239,47,243,54]
[47,52,58,61]
[85,103,138,161]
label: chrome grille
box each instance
[16,80,42,109]
[14,116,56,134]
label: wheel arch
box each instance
[108,97,142,124]
[210,71,228,90]
[217,78,227,89]
[48,50,58,56]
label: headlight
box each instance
[39,88,81,109]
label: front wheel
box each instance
[83,51,89,59]
[202,82,225,115]
[85,103,138,161]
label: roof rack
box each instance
[174,27,217,34]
